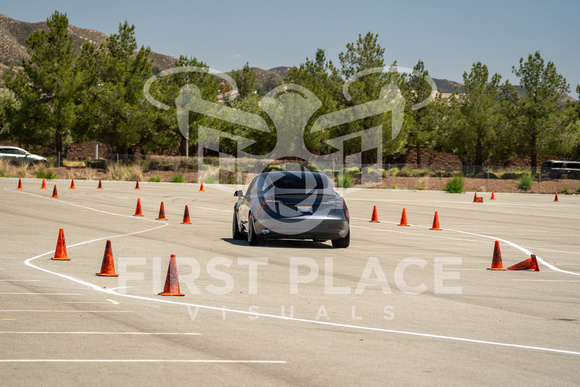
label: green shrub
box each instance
[148,176,161,182]
[171,173,185,183]
[563,186,569,194]
[518,173,533,191]
[338,172,353,188]
[444,176,465,193]
[395,169,412,177]
[388,167,400,176]
[37,168,57,180]
[576,185,580,193]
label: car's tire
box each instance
[247,213,260,246]
[332,230,350,248]
[232,211,244,240]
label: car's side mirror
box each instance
[234,190,243,197]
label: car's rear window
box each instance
[263,172,334,192]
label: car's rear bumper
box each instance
[254,218,349,240]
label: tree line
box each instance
[1,11,579,174]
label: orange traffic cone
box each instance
[156,202,168,220]
[97,179,103,189]
[134,198,144,217]
[17,178,23,190]
[96,240,119,277]
[554,192,559,202]
[398,208,409,226]
[41,178,47,189]
[488,241,507,270]
[158,254,184,296]
[135,180,140,190]
[182,205,192,224]
[473,192,478,203]
[490,190,496,200]
[200,182,205,192]
[430,211,442,230]
[507,254,540,271]
[369,205,380,223]
[51,185,59,198]
[69,178,76,189]
[51,228,70,261]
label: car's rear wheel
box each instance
[332,230,350,248]
[232,211,244,240]
[247,213,261,246]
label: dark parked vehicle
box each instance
[541,160,580,179]
[232,171,350,248]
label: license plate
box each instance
[297,206,312,213]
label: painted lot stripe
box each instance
[16,189,580,357]
[0,359,286,364]
[0,332,200,335]
[0,280,40,282]
[0,310,132,313]
[0,293,82,295]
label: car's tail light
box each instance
[323,198,344,207]
[260,197,283,206]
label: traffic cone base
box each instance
[369,205,380,223]
[430,211,442,230]
[156,202,168,220]
[70,178,76,189]
[158,254,184,296]
[398,208,409,226]
[488,240,507,270]
[17,178,23,190]
[51,228,70,261]
[182,205,192,224]
[51,185,59,198]
[507,254,540,271]
[41,178,47,189]
[96,240,118,277]
[134,198,144,217]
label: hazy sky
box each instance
[3,0,579,96]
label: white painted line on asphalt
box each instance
[0,280,40,282]
[0,332,200,335]
[0,359,285,364]
[0,293,82,295]
[511,279,580,282]
[192,206,231,213]
[0,310,132,313]
[107,299,120,305]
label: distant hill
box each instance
[0,13,174,78]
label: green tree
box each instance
[512,51,571,174]
[400,60,436,165]
[434,62,509,171]
[5,11,83,154]
[231,63,256,100]
[337,32,404,164]
[82,21,156,157]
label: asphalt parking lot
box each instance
[1,178,579,385]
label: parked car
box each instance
[541,160,580,179]
[232,171,350,248]
[0,146,47,164]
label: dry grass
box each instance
[106,163,143,181]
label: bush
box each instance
[148,176,161,182]
[444,176,465,193]
[338,172,353,188]
[37,168,57,180]
[86,159,107,169]
[171,173,185,183]
[518,173,533,191]
[395,169,412,177]
[563,186,569,194]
